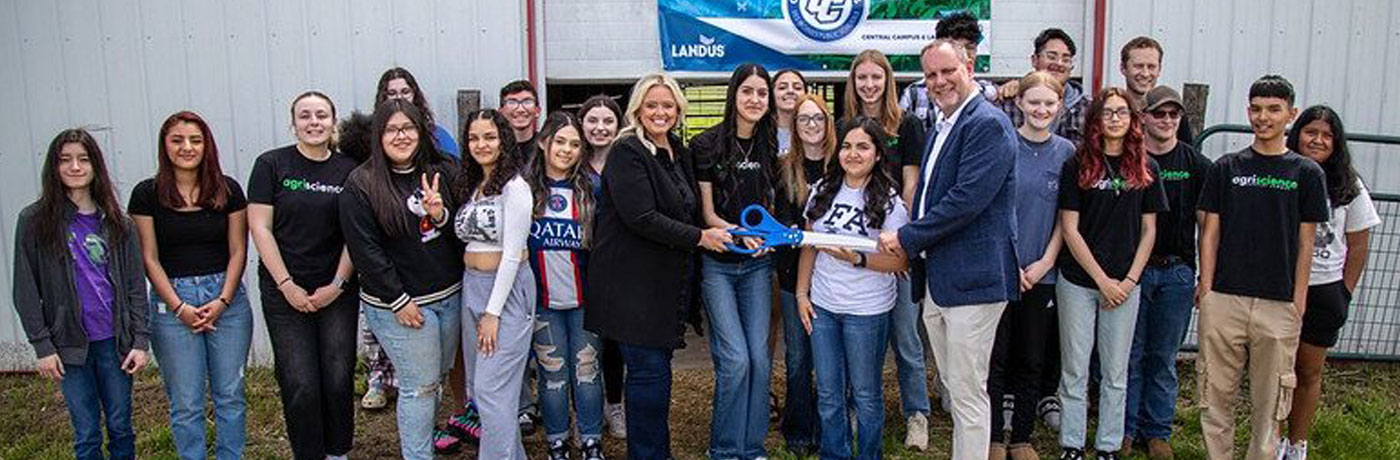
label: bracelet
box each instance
[216,297,231,307]
[332,275,347,290]
[277,277,293,288]
[1126,276,1139,284]
[173,302,187,315]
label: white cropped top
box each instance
[454,175,532,315]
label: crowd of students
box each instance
[11,12,1380,460]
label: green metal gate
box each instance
[1185,124,1400,360]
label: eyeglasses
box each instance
[796,114,827,126]
[502,98,537,110]
[1037,52,1075,65]
[1148,109,1182,120]
[387,124,419,139]
[1101,108,1133,120]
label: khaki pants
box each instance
[922,297,1006,460]
[1196,291,1300,460]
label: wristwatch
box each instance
[854,252,868,268]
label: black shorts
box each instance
[1301,280,1353,348]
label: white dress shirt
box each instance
[916,90,979,220]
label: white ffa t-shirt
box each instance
[807,182,909,315]
[1310,179,1381,285]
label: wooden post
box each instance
[1182,82,1208,136]
[456,89,481,134]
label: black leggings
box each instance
[603,338,626,404]
[988,283,1056,444]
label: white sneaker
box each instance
[1282,439,1307,460]
[605,403,627,439]
[360,386,387,410]
[1276,437,1290,460]
[904,413,929,451]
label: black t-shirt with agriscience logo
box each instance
[247,145,360,288]
[1149,142,1212,266]
[1198,148,1328,302]
[1056,155,1169,288]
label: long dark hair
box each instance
[805,116,897,230]
[1076,87,1153,190]
[1288,105,1360,207]
[576,95,625,130]
[376,67,436,126]
[455,109,525,201]
[717,63,778,161]
[155,111,232,210]
[31,129,128,252]
[527,112,596,247]
[348,99,454,236]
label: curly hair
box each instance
[805,116,898,230]
[456,109,525,202]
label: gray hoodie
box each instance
[12,202,150,366]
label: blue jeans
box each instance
[890,277,931,416]
[779,290,819,451]
[60,338,135,460]
[363,293,462,460]
[151,272,253,460]
[701,255,774,459]
[812,306,890,460]
[620,343,675,460]
[1057,280,1141,452]
[1125,263,1196,440]
[533,307,604,443]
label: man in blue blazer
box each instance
[879,39,1019,460]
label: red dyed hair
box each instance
[156,111,231,210]
[1076,88,1153,190]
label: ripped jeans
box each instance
[362,292,462,460]
[533,307,604,443]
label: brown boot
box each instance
[1146,438,1174,459]
[989,442,1008,460]
[1008,442,1040,460]
[1120,436,1135,457]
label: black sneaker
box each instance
[582,437,606,460]
[1059,447,1085,460]
[548,438,571,460]
[1096,451,1121,460]
[520,411,541,436]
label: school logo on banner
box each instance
[786,0,866,42]
[658,0,991,73]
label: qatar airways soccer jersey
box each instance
[528,179,591,310]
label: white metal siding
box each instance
[544,0,1089,81]
[1104,0,1400,192]
[0,0,529,370]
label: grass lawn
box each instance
[2,359,1398,459]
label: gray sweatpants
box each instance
[462,266,536,460]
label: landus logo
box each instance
[671,33,726,58]
[786,0,866,42]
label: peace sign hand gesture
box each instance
[420,172,445,223]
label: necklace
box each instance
[734,137,759,171]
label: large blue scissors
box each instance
[725,204,880,255]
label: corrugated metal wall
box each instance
[0,0,529,370]
[1103,0,1400,191]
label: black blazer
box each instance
[585,133,703,348]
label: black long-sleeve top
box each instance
[340,164,464,311]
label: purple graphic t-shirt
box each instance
[68,212,115,342]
